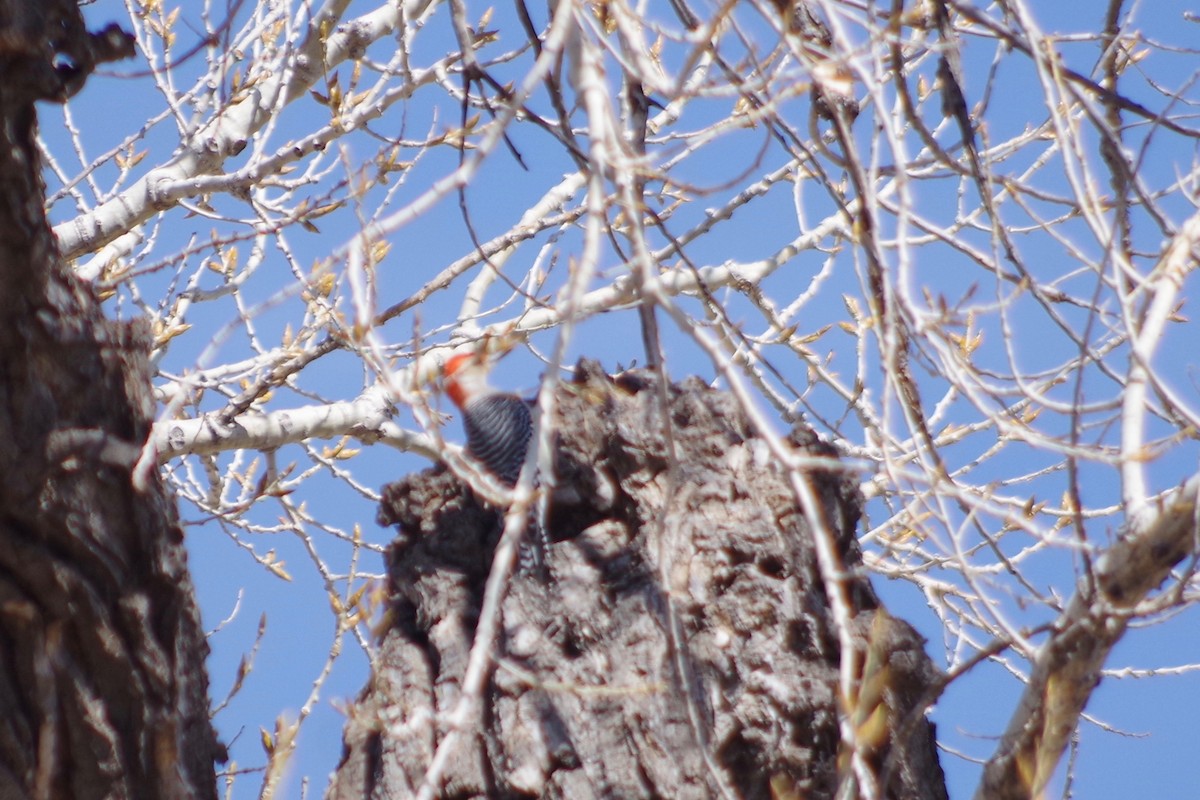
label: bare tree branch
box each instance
[977,473,1200,799]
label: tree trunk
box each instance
[333,360,948,799]
[0,3,220,798]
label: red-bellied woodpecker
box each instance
[443,350,549,577]
[443,351,534,487]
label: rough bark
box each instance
[0,3,220,798]
[332,360,948,799]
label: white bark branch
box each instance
[152,388,438,463]
[55,3,404,260]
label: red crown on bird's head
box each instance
[441,333,519,408]
[443,352,476,379]
[442,351,486,409]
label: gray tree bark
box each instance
[0,3,220,797]
[331,360,948,799]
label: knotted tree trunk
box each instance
[0,4,220,797]
[332,360,947,799]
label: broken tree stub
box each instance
[330,359,947,800]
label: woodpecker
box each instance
[443,350,548,577]
[442,351,534,486]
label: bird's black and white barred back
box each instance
[442,350,545,575]
[461,393,533,486]
[442,351,536,486]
